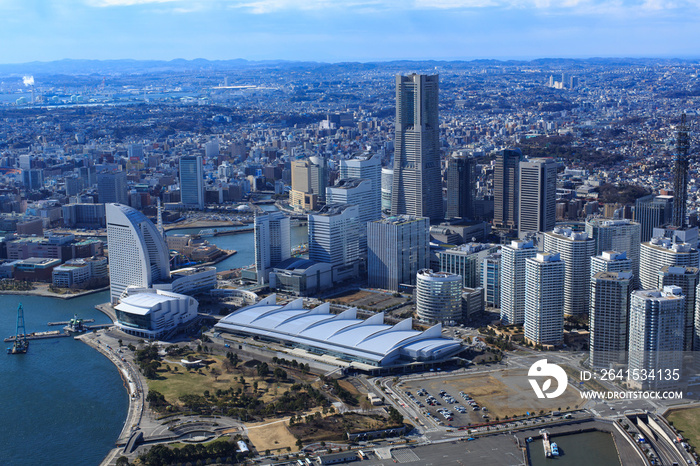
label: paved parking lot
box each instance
[364,436,525,466]
[401,369,582,427]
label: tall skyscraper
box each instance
[635,194,673,242]
[482,252,501,308]
[628,287,685,390]
[590,271,632,369]
[640,237,699,290]
[493,148,522,230]
[391,74,443,222]
[524,252,565,346]
[590,251,633,278]
[658,265,699,351]
[254,212,291,285]
[416,269,463,324]
[518,158,557,237]
[585,219,641,288]
[446,152,477,220]
[543,228,595,317]
[179,156,205,210]
[672,114,690,228]
[339,152,381,217]
[308,204,360,282]
[98,171,128,205]
[367,215,429,291]
[500,240,538,325]
[106,203,171,305]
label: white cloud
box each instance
[86,0,180,6]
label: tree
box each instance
[257,362,269,377]
[388,406,404,425]
[115,456,130,466]
[210,367,221,381]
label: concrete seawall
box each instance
[77,332,145,466]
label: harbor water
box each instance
[0,291,128,466]
[528,430,621,466]
[0,221,305,464]
[169,223,308,271]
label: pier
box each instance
[48,319,95,326]
[4,330,70,342]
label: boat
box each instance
[540,429,552,458]
[551,442,559,456]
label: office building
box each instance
[97,171,128,204]
[127,143,144,159]
[179,156,205,210]
[438,242,499,289]
[327,178,378,258]
[367,215,429,291]
[524,252,565,346]
[290,157,327,210]
[658,265,699,351]
[628,287,685,390]
[518,158,557,237]
[106,203,171,305]
[640,237,699,289]
[22,169,44,191]
[493,148,522,230]
[65,176,84,197]
[62,203,106,229]
[482,252,501,308]
[381,168,393,212]
[446,152,477,220]
[391,74,443,221]
[590,251,633,278]
[543,228,595,316]
[308,204,360,283]
[585,219,641,287]
[635,194,673,242]
[500,240,538,325]
[339,153,381,218]
[590,271,632,369]
[416,269,463,325]
[254,212,291,285]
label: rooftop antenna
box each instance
[672,114,690,228]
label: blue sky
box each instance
[0,0,699,63]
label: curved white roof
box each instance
[215,294,462,366]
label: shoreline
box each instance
[78,331,145,466]
[0,285,110,300]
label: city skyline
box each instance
[1,1,700,64]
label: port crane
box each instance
[7,303,28,354]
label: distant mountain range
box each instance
[0,57,697,77]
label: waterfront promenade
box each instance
[78,331,147,466]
